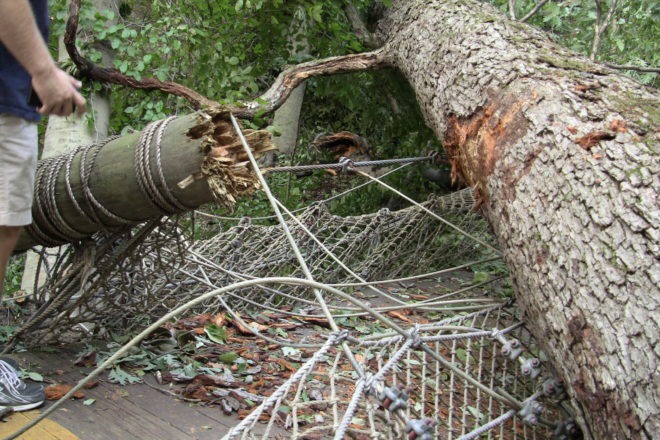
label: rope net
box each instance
[5,138,576,438]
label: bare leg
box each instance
[0,226,22,297]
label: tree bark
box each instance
[376,1,658,438]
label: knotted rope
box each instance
[26,116,190,248]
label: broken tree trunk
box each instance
[16,111,275,252]
[19,0,657,437]
[376,1,658,438]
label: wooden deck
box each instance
[0,346,265,440]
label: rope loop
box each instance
[134,116,188,215]
[408,324,422,348]
[330,329,350,345]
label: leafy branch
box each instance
[65,0,388,119]
[604,63,660,74]
[65,0,218,110]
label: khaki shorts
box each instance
[0,114,38,226]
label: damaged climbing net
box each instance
[3,115,579,439]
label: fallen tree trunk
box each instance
[375,1,658,438]
[16,111,274,251]
[19,0,657,437]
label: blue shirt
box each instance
[0,0,49,122]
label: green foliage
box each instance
[50,0,372,130]
[204,323,227,344]
[108,365,142,385]
[2,255,25,296]
[489,0,658,86]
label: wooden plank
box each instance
[0,410,79,440]
[8,348,284,440]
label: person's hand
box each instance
[31,67,87,117]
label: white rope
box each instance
[354,169,501,255]
[230,113,364,375]
[223,331,346,440]
[457,410,516,440]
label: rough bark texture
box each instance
[378,1,658,439]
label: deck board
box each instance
[0,346,275,440]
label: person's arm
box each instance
[0,0,85,116]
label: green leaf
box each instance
[308,4,323,23]
[456,348,468,362]
[204,324,227,344]
[83,398,96,406]
[108,366,141,385]
[217,351,239,364]
[26,371,43,382]
[472,271,489,283]
[282,346,301,358]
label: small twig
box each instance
[142,376,202,403]
[519,0,551,23]
[590,0,619,61]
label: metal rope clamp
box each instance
[520,357,542,379]
[553,418,581,440]
[542,377,566,399]
[492,329,523,360]
[379,383,409,412]
[518,398,544,425]
[405,418,436,440]
[338,156,354,173]
[428,150,442,165]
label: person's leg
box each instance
[0,226,22,296]
[0,115,43,411]
[0,114,38,297]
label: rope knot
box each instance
[338,156,354,173]
[408,324,422,348]
[331,329,350,345]
[362,372,377,395]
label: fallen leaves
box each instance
[387,308,430,325]
[45,384,86,400]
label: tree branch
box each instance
[508,0,517,20]
[604,63,660,74]
[231,49,388,118]
[344,4,381,49]
[519,0,551,23]
[65,0,218,110]
[590,0,619,61]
